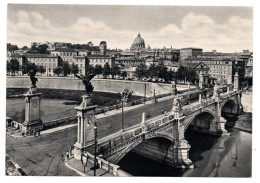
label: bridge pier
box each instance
[172,99,194,168]
[173,140,194,168]
[73,95,97,160]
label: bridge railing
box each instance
[83,151,120,176]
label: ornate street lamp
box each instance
[121,89,133,132]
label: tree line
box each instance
[53,62,127,78]
[135,63,198,84]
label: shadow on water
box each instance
[117,129,220,176]
[185,129,220,164]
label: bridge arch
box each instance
[114,132,175,164]
[185,110,216,131]
[221,98,238,113]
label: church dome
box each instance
[132,33,145,49]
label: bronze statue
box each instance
[75,73,96,95]
[28,69,38,88]
[122,88,133,101]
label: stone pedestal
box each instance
[122,99,131,107]
[173,140,194,168]
[73,95,97,160]
[22,87,43,135]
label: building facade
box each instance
[23,54,60,76]
[179,48,203,61]
[183,57,245,85]
[50,48,78,64]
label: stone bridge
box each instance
[73,87,243,169]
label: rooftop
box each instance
[51,48,77,52]
[181,47,203,50]
[23,54,58,58]
[184,57,233,62]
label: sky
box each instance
[7,4,253,52]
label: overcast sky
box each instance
[7,4,253,52]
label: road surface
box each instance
[6,96,177,176]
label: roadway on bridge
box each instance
[6,95,180,176]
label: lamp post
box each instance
[121,99,124,132]
[94,121,97,176]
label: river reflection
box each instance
[118,127,251,177]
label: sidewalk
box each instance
[65,157,113,176]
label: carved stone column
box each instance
[234,72,239,91]
[172,116,194,168]
[73,95,97,160]
[171,99,194,168]
[141,112,148,132]
[199,70,204,89]
[22,87,43,135]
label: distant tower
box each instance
[99,41,107,55]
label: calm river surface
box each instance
[118,126,252,177]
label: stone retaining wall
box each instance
[7,76,192,97]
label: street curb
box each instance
[6,155,26,176]
[64,161,86,176]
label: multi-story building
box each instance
[179,48,203,61]
[50,48,78,64]
[23,54,60,76]
[86,55,115,68]
[76,49,90,56]
[115,57,145,67]
[183,57,245,85]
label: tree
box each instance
[186,69,198,84]
[103,63,111,78]
[21,46,29,51]
[61,61,71,76]
[53,67,62,76]
[37,44,49,54]
[148,64,159,79]
[135,63,147,80]
[88,65,95,75]
[120,71,127,79]
[94,64,103,76]
[111,65,121,78]
[7,61,11,75]
[22,61,39,76]
[157,65,168,81]
[176,65,188,83]
[71,63,79,75]
[38,65,46,75]
[9,59,20,76]
[7,43,19,52]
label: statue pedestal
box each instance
[73,95,97,160]
[22,87,43,135]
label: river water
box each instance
[118,126,252,177]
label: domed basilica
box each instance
[130,33,146,52]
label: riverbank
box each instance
[233,112,252,133]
